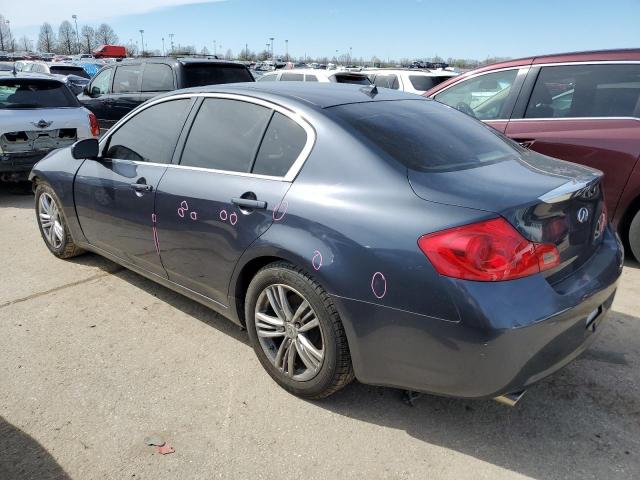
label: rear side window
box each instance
[105,99,191,163]
[434,69,518,120]
[333,74,371,85]
[280,73,304,81]
[141,64,175,92]
[373,74,399,90]
[50,66,90,79]
[305,74,318,82]
[257,74,277,82]
[525,64,640,119]
[113,64,142,93]
[0,80,79,109]
[183,64,254,87]
[329,99,518,172]
[180,98,272,172]
[252,112,307,176]
[409,75,443,91]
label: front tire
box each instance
[629,209,640,262]
[245,262,354,399]
[35,182,85,259]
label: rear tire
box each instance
[35,182,85,259]
[629,209,640,262]
[245,261,354,399]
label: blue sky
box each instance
[7,0,640,59]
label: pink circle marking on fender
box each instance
[312,250,323,271]
[180,200,189,210]
[190,211,198,221]
[371,272,387,299]
[273,200,288,222]
[229,212,238,225]
[219,210,228,221]
[177,208,185,218]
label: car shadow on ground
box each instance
[0,417,71,480]
[0,182,33,207]
[69,253,640,479]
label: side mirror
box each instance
[71,138,99,160]
[82,84,90,96]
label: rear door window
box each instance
[182,64,254,87]
[141,63,175,92]
[525,64,640,119]
[434,69,519,120]
[105,99,191,163]
[305,74,318,82]
[280,73,304,81]
[252,112,307,177]
[0,80,79,109]
[180,98,272,172]
[113,64,142,93]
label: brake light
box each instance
[88,112,100,137]
[418,217,560,281]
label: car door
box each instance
[78,67,114,128]
[505,63,640,217]
[74,97,195,276]
[154,95,312,307]
[431,68,528,133]
[110,63,144,124]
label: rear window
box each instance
[183,64,254,87]
[409,75,445,91]
[50,66,90,79]
[333,74,371,85]
[280,73,304,81]
[329,99,518,172]
[0,80,79,109]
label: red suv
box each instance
[425,49,640,260]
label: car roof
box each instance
[365,68,447,77]
[0,71,64,82]
[167,81,425,109]
[116,57,246,67]
[264,68,368,78]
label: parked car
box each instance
[30,83,622,403]
[93,45,126,59]
[425,49,640,260]
[21,61,90,79]
[257,68,371,84]
[78,57,255,130]
[366,68,458,95]
[0,73,99,182]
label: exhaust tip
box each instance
[494,390,526,407]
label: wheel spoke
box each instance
[266,287,286,321]
[298,333,323,362]
[48,220,56,244]
[295,338,320,371]
[277,285,293,320]
[286,339,297,377]
[53,222,64,242]
[256,311,283,328]
[298,317,319,333]
[275,338,291,370]
[290,300,310,324]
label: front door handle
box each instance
[130,183,153,193]
[231,197,267,209]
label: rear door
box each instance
[431,67,529,133]
[74,97,194,276]
[505,63,640,217]
[154,95,311,306]
[110,63,143,123]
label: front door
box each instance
[74,98,194,276]
[78,66,114,129]
[154,96,310,306]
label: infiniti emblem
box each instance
[577,207,590,224]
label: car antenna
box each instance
[360,84,378,98]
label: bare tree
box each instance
[96,23,118,45]
[58,21,75,54]
[0,15,11,52]
[124,40,138,57]
[80,25,96,54]
[224,48,233,60]
[19,36,33,52]
[201,46,210,56]
[37,23,56,53]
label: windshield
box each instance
[328,99,519,172]
[0,80,79,109]
[183,64,254,87]
[409,75,447,92]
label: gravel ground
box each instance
[1,184,639,480]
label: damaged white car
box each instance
[0,72,99,182]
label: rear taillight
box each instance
[89,112,100,137]
[418,217,560,281]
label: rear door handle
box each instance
[130,183,153,192]
[231,197,267,209]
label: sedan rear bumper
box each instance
[332,228,623,399]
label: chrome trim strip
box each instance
[509,116,640,122]
[539,174,602,204]
[99,92,317,183]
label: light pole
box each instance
[213,40,217,56]
[5,20,12,53]
[169,33,174,54]
[162,37,165,56]
[285,39,288,62]
[139,29,145,56]
[349,46,352,65]
[269,37,274,60]
[72,15,80,54]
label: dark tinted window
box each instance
[141,63,175,92]
[253,112,307,176]
[0,80,79,109]
[50,66,90,79]
[333,73,371,85]
[525,64,640,119]
[105,99,190,163]
[330,100,517,172]
[181,98,271,172]
[90,68,112,95]
[280,73,304,81]
[113,64,142,93]
[183,64,254,87]
[373,74,399,90]
[409,75,443,91]
[305,74,318,82]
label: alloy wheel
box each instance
[38,193,64,249]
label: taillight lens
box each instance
[418,217,560,281]
[89,112,100,137]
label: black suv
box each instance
[78,58,255,130]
